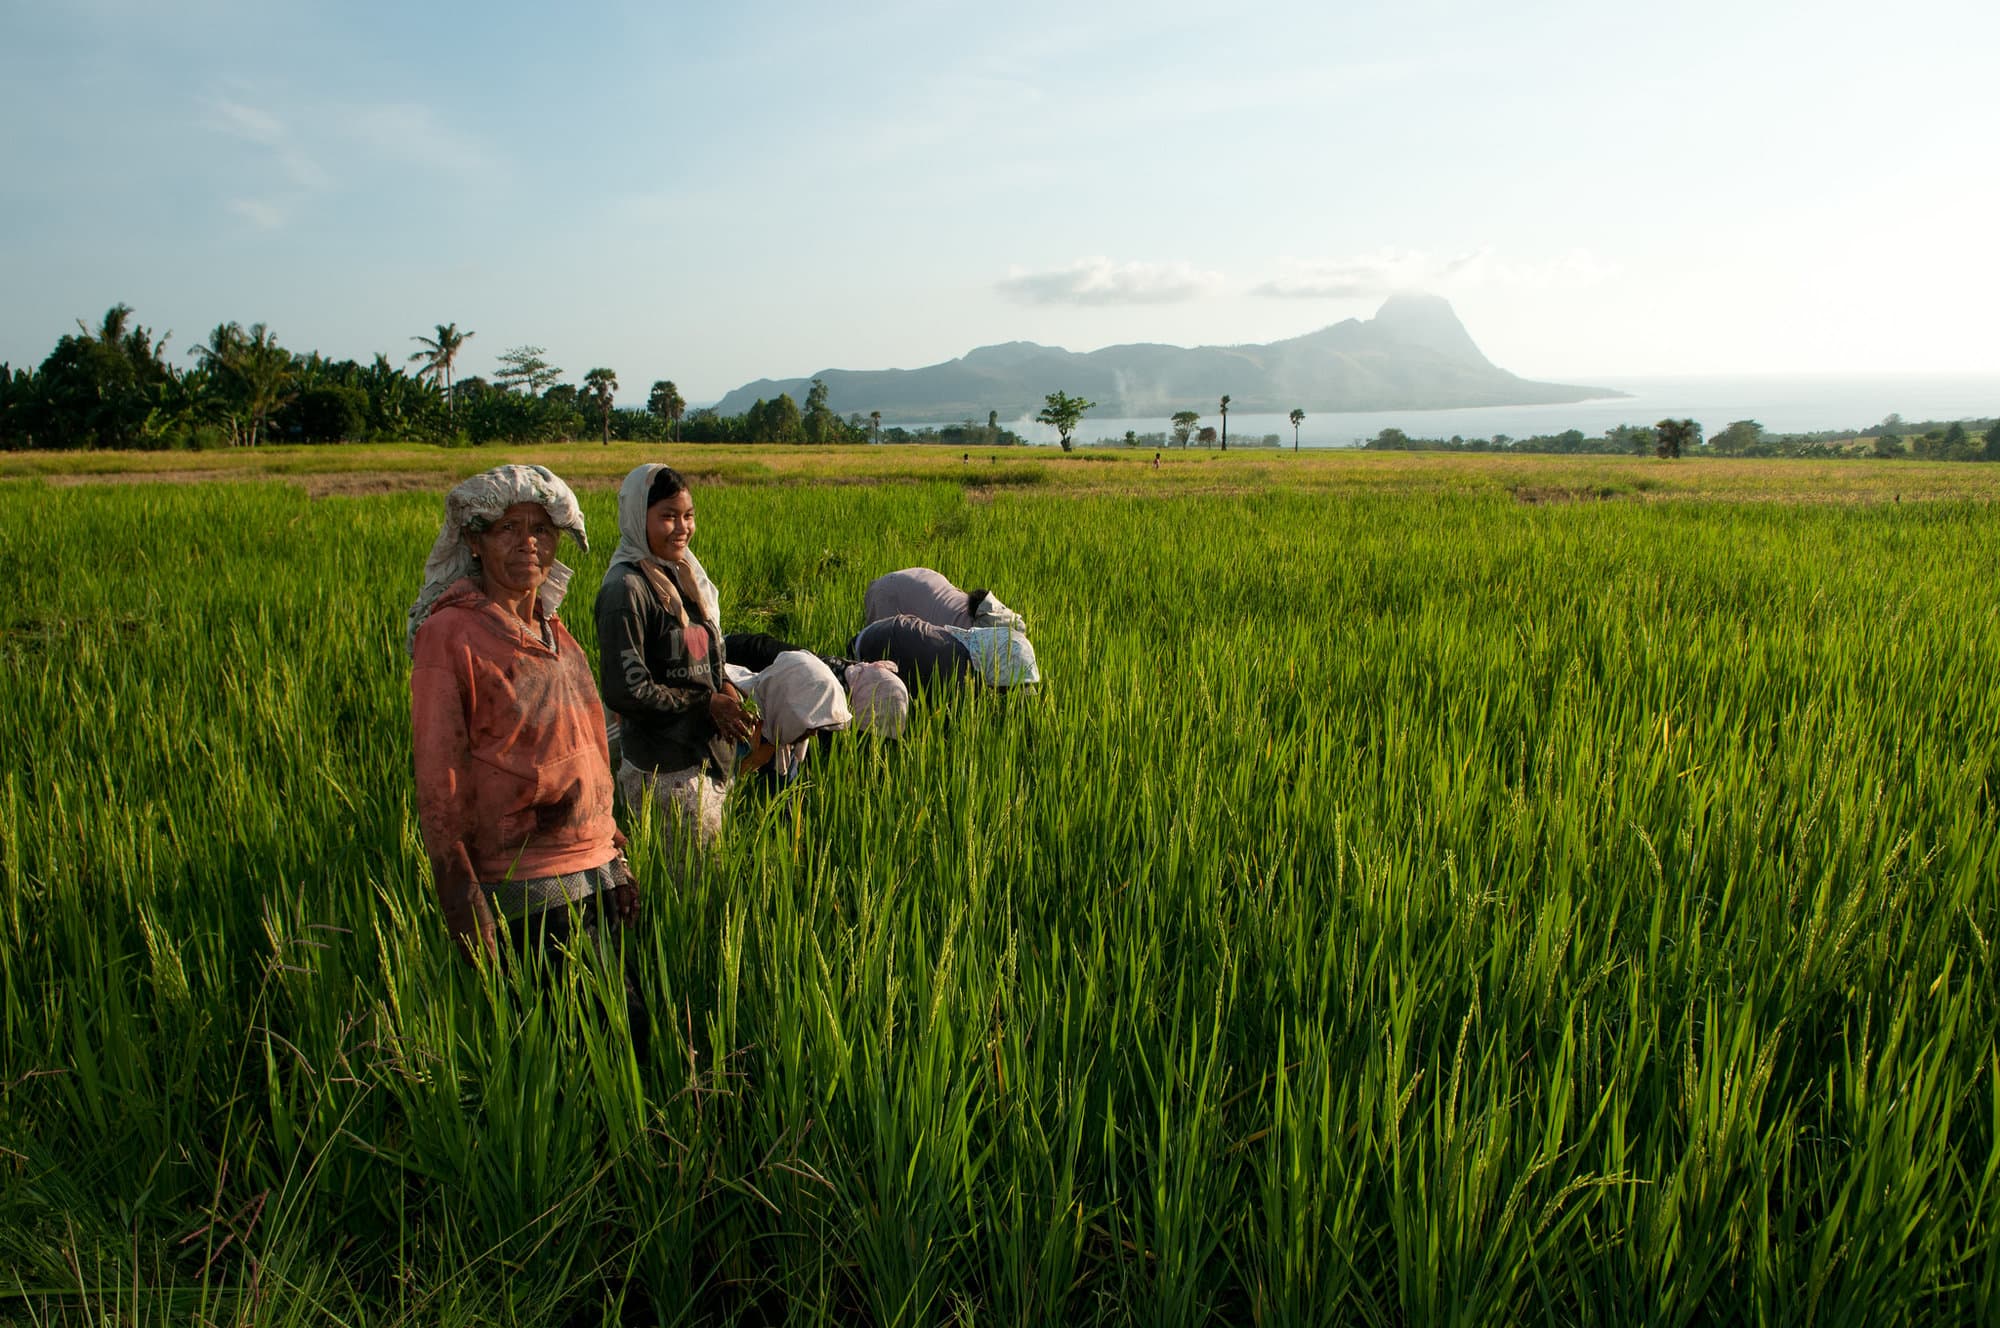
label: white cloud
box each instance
[997,257,1227,307]
[226,197,288,229]
[340,102,500,178]
[1254,248,1620,300]
[200,92,329,227]
[204,95,284,145]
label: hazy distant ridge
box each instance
[714,294,1622,422]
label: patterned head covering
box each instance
[608,463,721,626]
[945,624,1041,688]
[407,464,587,655]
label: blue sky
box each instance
[3,0,1995,403]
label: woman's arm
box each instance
[410,635,497,961]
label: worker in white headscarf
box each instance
[846,615,1041,693]
[596,464,751,869]
[407,464,636,966]
[724,632,912,740]
[861,567,1026,633]
[842,660,910,739]
[724,650,852,782]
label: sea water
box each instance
[1000,374,2000,449]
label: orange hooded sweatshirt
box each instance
[409,579,619,939]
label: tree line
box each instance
[0,306,1030,451]
[1363,415,2000,460]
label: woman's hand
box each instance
[610,856,640,923]
[708,687,756,744]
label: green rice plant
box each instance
[2,470,1997,1323]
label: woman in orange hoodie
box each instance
[407,464,635,964]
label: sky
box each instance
[3,0,1996,404]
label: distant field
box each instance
[2,457,1997,1323]
[8,440,2000,506]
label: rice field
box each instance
[2,453,1998,1325]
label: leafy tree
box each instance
[1289,407,1305,452]
[1171,410,1199,448]
[34,305,179,449]
[1873,425,1903,458]
[408,323,473,426]
[1711,419,1763,454]
[745,393,802,443]
[1036,390,1094,452]
[1941,421,1972,460]
[1219,393,1231,451]
[647,380,686,442]
[358,353,442,440]
[193,321,294,446]
[1654,417,1699,459]
[234,325,297,448]
[1124,430,1138,447]
[583,368,618,446]
[1985,421,2000,462]
[803,378,837,444]
[493,346,562,396]
[285,384,367,442]
[0,363,34,448]
[1607,424,1652,455]
[1197,426,1217,447]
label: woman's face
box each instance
[468,502,560,599]
[646,488,696,562]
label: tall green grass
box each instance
[1,477,1995,1323]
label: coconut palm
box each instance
[1654,417,1699,459]
[408,323,474,427]
[647,380,685,442]
[1219,394,1231,450]
[239,326,297,447]
[869,410,881,445]
[584,368,618,446]
[1290,407,1305,452]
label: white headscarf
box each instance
[973,591,1026,632]
[944,624,1041,688]
[608,462,720,626]
[845,660,911,739]
[723,651,852,777]
[407,464,587,655]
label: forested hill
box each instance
[713,294,1622,422]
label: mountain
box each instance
[711,294,1622,423]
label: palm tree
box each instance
[240,324,295,447]
[647,380,686,441]
[408,323,474,427]
[1289,408,1305,452]
[191,321,293,445]
[869,410,881,445]
[1654,417,1698,459]
[1219,394,1230,451]
[584,368,618,446]
[82,303,133,346]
